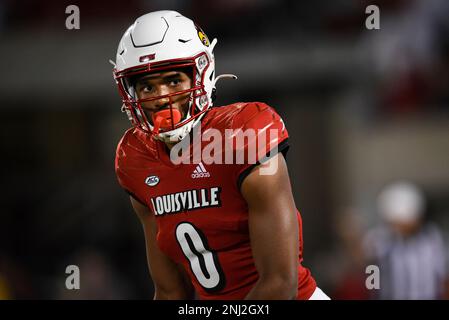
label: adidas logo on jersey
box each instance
[191,162,210,179]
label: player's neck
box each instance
[165,142,176,151]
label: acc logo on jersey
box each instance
[145,175,160,187]
[195,24,210,47]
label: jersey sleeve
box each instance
[115,129,148,205]
[230,102,290,189]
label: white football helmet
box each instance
[112,10,235,143]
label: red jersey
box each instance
[115,102,316,299]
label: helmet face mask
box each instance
[113,11,216,143]
[116,55,211,134]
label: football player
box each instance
[113,10,329,300]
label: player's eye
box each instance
[141,85,154,93]
[169,78,181,86]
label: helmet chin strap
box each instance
[213,74,238,87]
[211,74,237,103]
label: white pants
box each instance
[308,287,331,300]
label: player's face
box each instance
[134,70,192,125]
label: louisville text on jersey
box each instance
[150,187,222,216]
